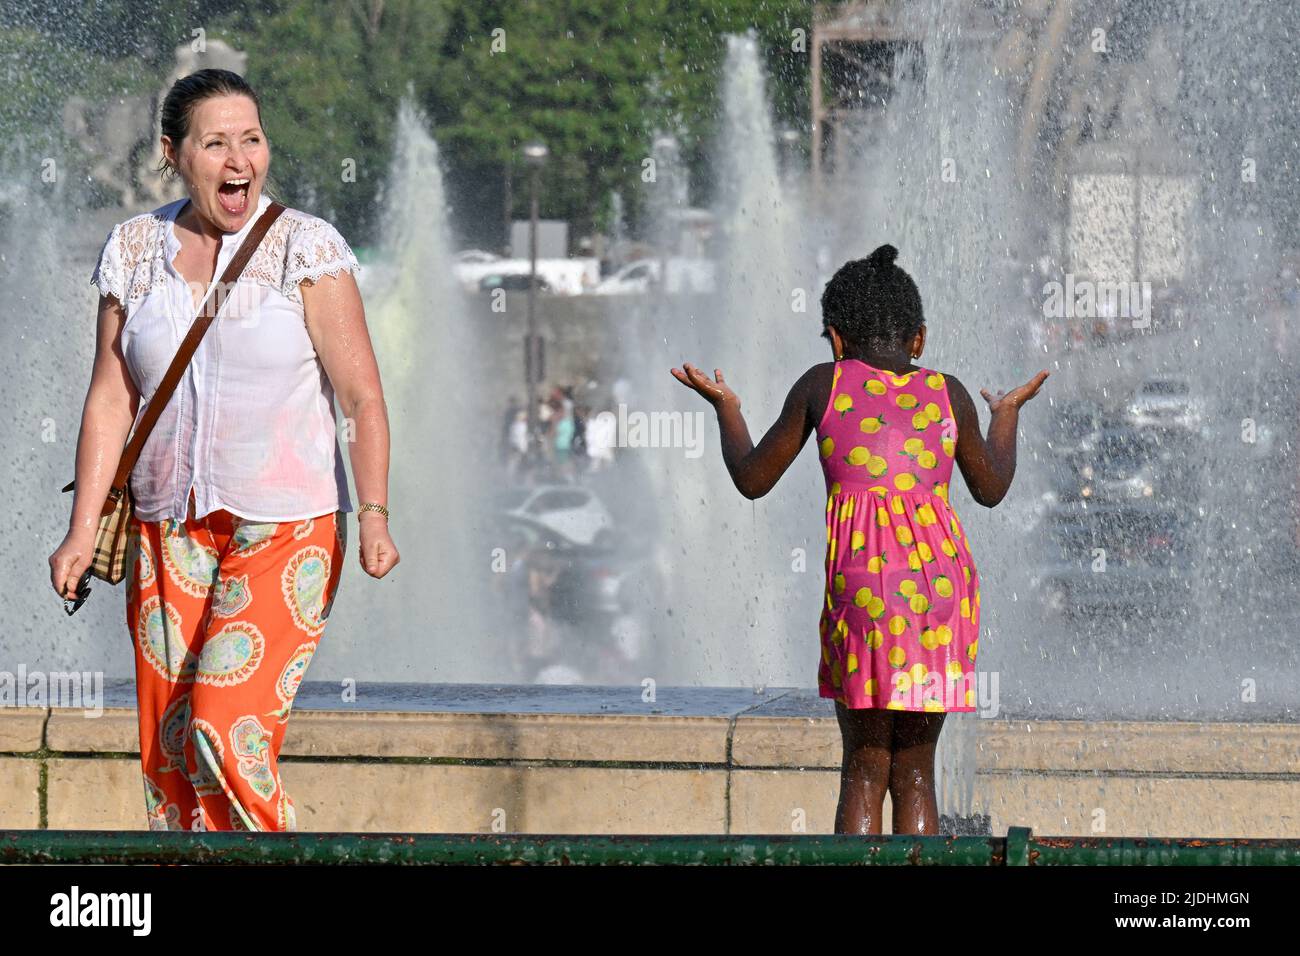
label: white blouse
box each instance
[90,190,360,523]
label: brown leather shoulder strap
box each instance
[76,201,286,512]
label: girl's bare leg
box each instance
[888,711,946,835]
[834,702,894,834]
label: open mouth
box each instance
[217,177,251,215]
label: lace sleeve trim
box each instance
[90,224,124,302]
[282,217,362,303]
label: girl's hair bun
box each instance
[866,243,898,267]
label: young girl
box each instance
[671,243,1047,836]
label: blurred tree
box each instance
[428,0,810,250]
[3,0,813,248]
[216,0,455,244]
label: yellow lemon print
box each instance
[829,481,841,495]
[833,619,849,644]
[838,497,856,521]
[934,482,950,502]
[868,483,889,494]
[941,538,957,557]
[895,671,913,693]
[820,436,834,458]
[864,677,878,695]
[903,438,925,456]
[850,529,865,554]
[917,450,937,470]
[963,565,971,583]
[833,393,854,417]
[895,525,915,546]
[867,554,886,573]
[947,660,964,681]
[860,416,885,434]
[937,624,953,646]
[915,503,937,525]
[912,411,931,431]
[896,393,918,409]
[934,575,954,598]
[847,653,859,674]
[907,550,922,571]
[833,365,842,386]
[866,596,886,619]
[866,628,884,649]
[909,662,928,686]
[917,542,934,562]
[853,586,873,608]
[925,402,942,422]
[875,507,890,527]
[886,700,906,710]
[908,593,930,614]
[965,688,975,707]
[924,698,945,713]
[894,473,917,491]
[887,645,907,668]
[898,579,918,596]
[845,446,870,466]
[920,628,939,650]
[866,454,888,477]
[887,614,908,636]
[960,597,971,619]
[926,373,945,390]
[865,378,887,395]
[966,639,978,662]
[890,495,906,515]
[833,572,846,594]
[890,373,915,386]
[941,435,956,457]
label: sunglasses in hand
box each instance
[63,568,92,616]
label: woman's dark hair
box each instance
[157,69,262,180]
[820,244,924,351]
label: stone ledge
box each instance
[977,720,1300,774]
[44,758,728,833]
[0,708,45,752]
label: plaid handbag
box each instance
[61,202,286,609]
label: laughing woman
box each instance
[47,69,399,831]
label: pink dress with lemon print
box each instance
[815,359,981,712]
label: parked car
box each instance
[456,255,599,295]
[479,272,552,293]
[1125,374,1206,433]
[499,484,613,546]
[1035,499,1199,624]
[1057,426,1163,503]
[592,256,716,295]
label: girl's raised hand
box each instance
[670,362,740,410]
[979,369,1050,414]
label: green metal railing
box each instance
[3,828,1300,865]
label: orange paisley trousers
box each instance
[124,489,345,832]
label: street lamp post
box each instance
[653,133,679,300]
[522,140,548,467]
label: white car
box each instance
[1125,375,1205,432]
[500,485,613,546]
[456,256,599,295]
[592,257,716,295]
